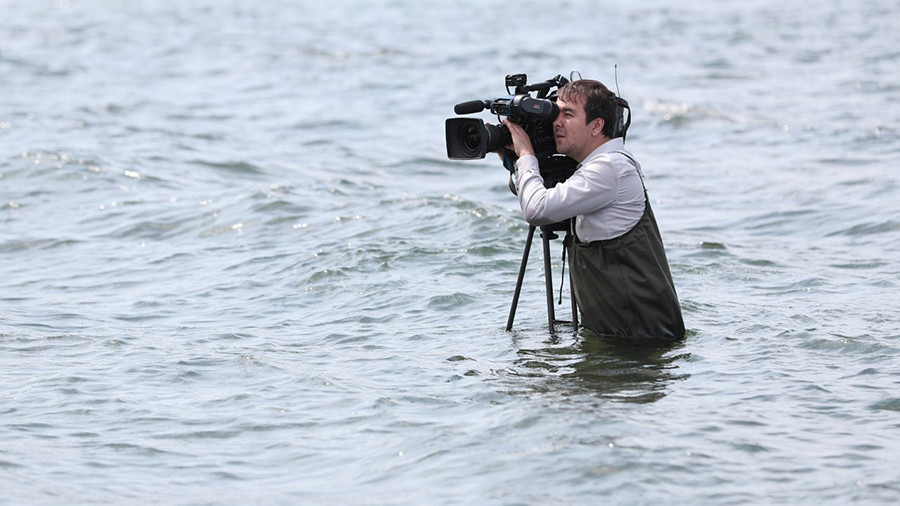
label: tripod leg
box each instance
[569,273,579,331]
[541,227,556,334]
[506,225,536,332]
[562,231,578,331]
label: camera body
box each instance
[445,74,568,161]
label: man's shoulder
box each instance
[581,149,638,173]
[583,138,631,163]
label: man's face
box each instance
[553,96,601,162]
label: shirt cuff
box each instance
[514,155,540,188]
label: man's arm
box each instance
[503,120,619,226]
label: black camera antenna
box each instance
[612,64,631,141]
[614,64,621,97]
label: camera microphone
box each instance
[453,100,489,115]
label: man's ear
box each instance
[592,118,605,137]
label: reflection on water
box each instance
[512,330,690,403]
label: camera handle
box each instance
[506,221,579,335]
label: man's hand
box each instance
[502,119,535,158]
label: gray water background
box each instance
[2,0,899,503]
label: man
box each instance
[502,79,685,344]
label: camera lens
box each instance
[462,124,481,151]
[482,123,511,153]
[445,118,490,159]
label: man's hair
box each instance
[558,79,619,138]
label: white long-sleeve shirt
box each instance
[513,137,646,242]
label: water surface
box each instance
[2,0,899,504]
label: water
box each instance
[2,0,899,503]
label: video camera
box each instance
[445,72,633,190]
[445,73,567,161]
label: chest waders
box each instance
[568,168,685,344]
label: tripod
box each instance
[506,220,579,334]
